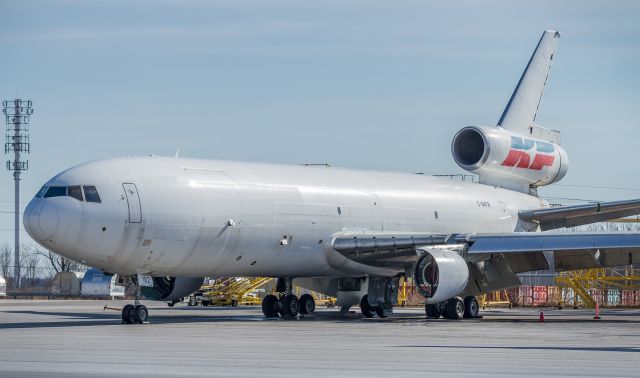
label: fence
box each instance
[507,286,640,308]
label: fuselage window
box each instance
[35,186,48,198]
[68,186,84,201]
[83,186,101,203]
[44,186,66,198]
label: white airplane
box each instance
[24,30,640,324]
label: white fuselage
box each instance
[24,156,546,278]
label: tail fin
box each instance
[497,30,560,141]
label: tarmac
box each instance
[0,300,639,377]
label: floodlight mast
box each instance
[3,99,32,288]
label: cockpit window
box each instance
[83,186,101,203]
[68,186,84,201]
[35,186,48,198]
[44,186,67,198]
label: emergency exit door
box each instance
[122,183,142,223]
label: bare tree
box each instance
[20,248,40,288]
[34,247,83,274]
[0,242,11,280]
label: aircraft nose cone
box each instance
[37,202,59,240]
[24,199,44,241]
[25,200,59,242]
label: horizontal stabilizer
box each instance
[519,199,640,230]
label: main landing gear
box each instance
[261,278,316,319]
[359,294,389,318]
[425,296,480,320]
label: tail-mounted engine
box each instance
[412,248,469,303]
[451,126,569,191]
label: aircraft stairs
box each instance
[555,268,640,308]
[205,277,273,306]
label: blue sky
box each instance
[1,0,640,246]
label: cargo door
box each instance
[122,183,142,223]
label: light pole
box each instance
[3,99,32,288]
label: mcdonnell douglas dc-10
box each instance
[24,30,640,324]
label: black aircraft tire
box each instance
[360,295,376,318]
[133,304,148,324]
[261,294,280,318]
[445,297,465,320]
[374,306,388,318]
[425,303,442,319]
[463,296,479,318]
[299,294,316,315]
[280,294,300,318]
[121,304,134,324]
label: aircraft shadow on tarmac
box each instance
[397,345,640,353]
[2,308,640,330]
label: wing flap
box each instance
[329,231,640,273]
[330,233,449,268]
[465,232,640,271]
[519,199,640,230]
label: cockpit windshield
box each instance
[68,186,83,201]
[44,186,66,198]
[83,186,101,203]
[35,186,48,198]
[37,185,101,203]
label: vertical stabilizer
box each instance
[497,30,560,137]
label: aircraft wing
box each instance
[330,231,640,274]
[518,199,640,231]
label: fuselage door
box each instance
[122,183,142,223]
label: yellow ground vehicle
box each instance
[202,277,272,306]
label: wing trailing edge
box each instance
[519,199,640,230]
[329,231,640,273]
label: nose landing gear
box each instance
[122,304,149,324]
[120,277,149,325]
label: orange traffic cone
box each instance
[594,302,600,320]
[539,310,544,322]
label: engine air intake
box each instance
[412,248,469,303]
[452,127,487,169]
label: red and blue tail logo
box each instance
[501,136,555,170]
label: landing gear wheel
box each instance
[280,294,300,318]
[463,296,479,319]
[121,304,134,324]
[231,299,238,307]
[201,300,210,307]
[374,306,388,318]
[132,304,148,324]
[360,295,376,318]
[444,297,465,320]
[299,294,316,315]
[425,303,442,319]
[262,294,280,318]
